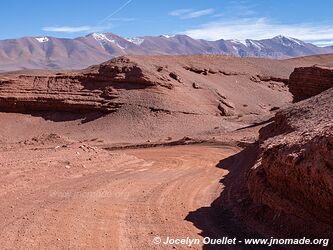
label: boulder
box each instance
[289,65,333,102]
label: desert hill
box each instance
[2,54,333,145]
[0,54,297,145]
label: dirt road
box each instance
[0,144,239,249]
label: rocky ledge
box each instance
[0,56,172,114]
[289,65,333,102]
[247,66,333,236]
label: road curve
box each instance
[0,144,239,249]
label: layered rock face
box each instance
[0,55,295,119]
[248,67,333,232]
[0,57,165,113]
[289,65,333,102]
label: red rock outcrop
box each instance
[289,65,333,102]
[248,87,333,232]
[0,56,171,114]
[0,54,295,118]
[0,74,121,113]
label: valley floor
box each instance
[0,143,242,249]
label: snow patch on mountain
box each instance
[125,37,145,45]
[115,42,125,50]
[162,35,175,39]
[229,39,247,46]
[232,45,238,51]
[92,33,112,43]
[286,37,303,45]
[35,37,49,43]
[246,40,264,50]
[232,45,240,55]
[274,35,304,47]
[92,33,125,50]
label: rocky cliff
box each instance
[248,67,333,235]
[0,55,295,120]
[289,65,333,102]
[0,57,168,114]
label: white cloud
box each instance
[42,25,111,33]
[169,9,193,17]
[169,8,215,19]
[183,9,215,19]
[213,1,256,18]
[182,18,333,45]
[311,40,333,47]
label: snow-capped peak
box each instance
[246,39,264,50]
[229,39,247,46]
[35,37,49,43]
[274,35,285,39]
[161,34,175,39]
[273,35,304,46]
[285,36,303,45]
[92,33,125,50]
[92,33,112,43]
[125,37,144,45]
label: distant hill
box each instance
[0,33,332,72]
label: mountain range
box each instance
[1,32,333,72]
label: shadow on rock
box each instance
[30,111,106,123]
[185,144,273,250]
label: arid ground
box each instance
[0,143,243,249]
[0,54,332,249]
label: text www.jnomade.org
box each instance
[152,236,330,247]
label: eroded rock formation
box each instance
[289,65,333,102]
[0,57,170,114]
[0,55,295,119]
[248,82,333,233]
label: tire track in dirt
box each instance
[0,145,239,249]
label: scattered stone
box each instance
[183,66,206,74]
[270,106,280,111]
[169,72,182,83]
[192,82,201,89]
[220,70,239,76]
[250,75,260,83]
[208,69,218,74]
[219,99,235,109]
[218,103,229,116]
[156,66,163,72]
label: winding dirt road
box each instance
[0,144,239,249]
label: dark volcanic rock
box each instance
[289,65,333,102]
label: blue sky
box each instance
[2,0,333,46]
